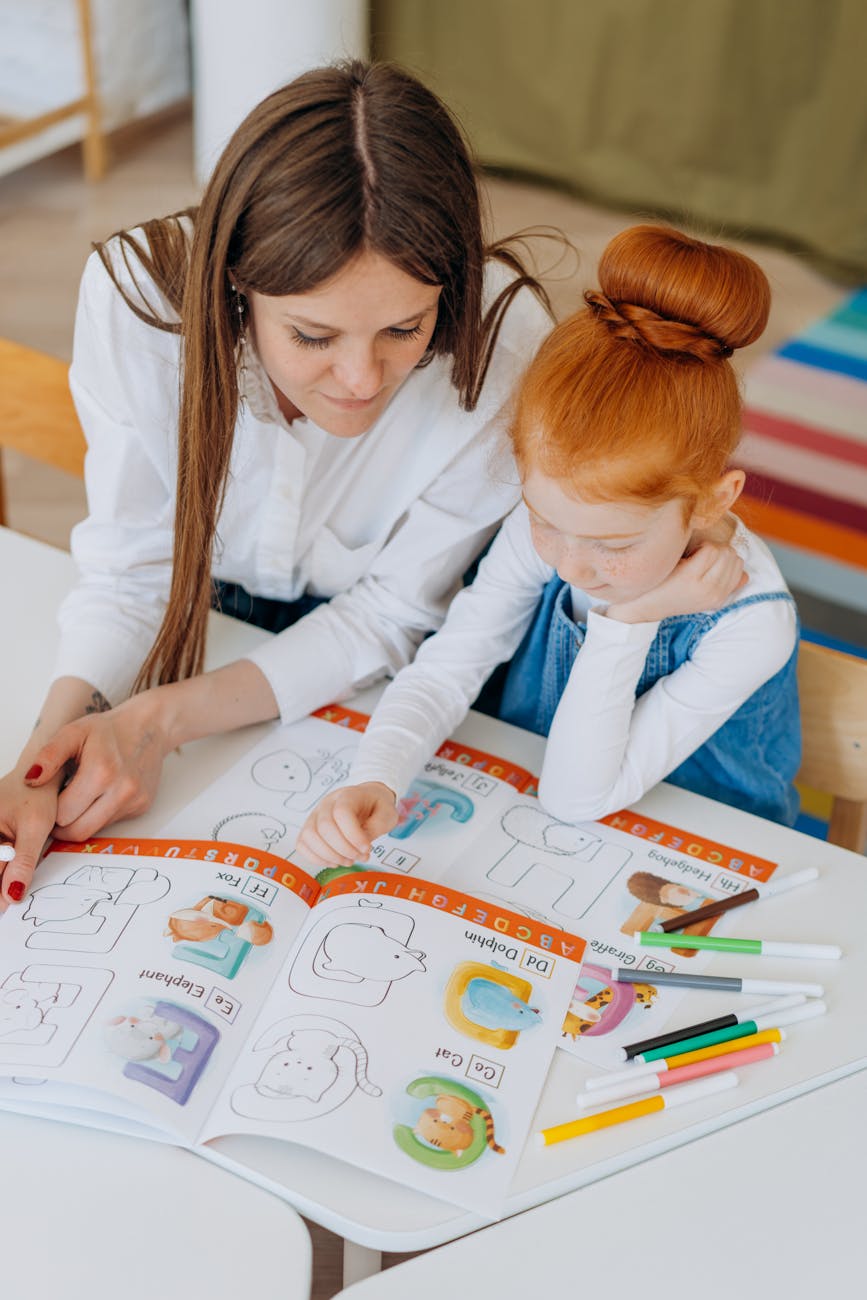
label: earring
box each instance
[232,284,249,403]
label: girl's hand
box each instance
[0,770,62,912]
[295,782,399,868]
[606,542,747,625]
[23,694,171,843]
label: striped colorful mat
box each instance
[734,290,867,840]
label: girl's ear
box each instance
[691,469,745,528]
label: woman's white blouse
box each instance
[55,239,552,719]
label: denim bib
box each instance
[500,576,801,826]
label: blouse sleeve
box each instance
[537,597,798,823]
[345,505,551,796]
[52,248,180,704]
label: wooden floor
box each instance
[0,110,854,1298]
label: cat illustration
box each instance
[414,1092,505,1157]
[254,1026,381,1103]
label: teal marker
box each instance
[635,932,842,960]
[637,1018,757,1062]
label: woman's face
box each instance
[246,250,442,437]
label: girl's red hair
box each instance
[511,225,770,509]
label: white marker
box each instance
[761,866,820,897]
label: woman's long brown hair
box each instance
[94,61,551,692]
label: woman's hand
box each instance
[23,693,171,843]
[606,542,747,626]
[295,782,399,868]
[0,769,63,912]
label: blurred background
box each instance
[0,0,864,736]
[1,3,864,1292]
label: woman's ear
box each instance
[691,469,745,528]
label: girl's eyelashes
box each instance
[290,322,426,349]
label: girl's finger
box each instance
[296,825,352,868]
[312,812,364,864]
[332,803,373,855]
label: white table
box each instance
[2,527,866,1279]
[335,1069,867,1299]
[1,1108,313,1300]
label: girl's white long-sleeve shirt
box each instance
[54,236,551,719]
[349,504,797,822]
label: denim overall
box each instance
[499,577,801,826]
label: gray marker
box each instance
[616,968,824,998]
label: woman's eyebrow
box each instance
[285,305,436,331]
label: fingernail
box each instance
[25,764,43,781]
[7,880,25,902]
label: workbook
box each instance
[159,705,779,1072]
[0,836,584,1217]
[0,705,779,1216]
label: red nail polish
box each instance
[24,764,42,781]
[7,881,24,902]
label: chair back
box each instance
[0,338,86,525]
[797,640,867,853]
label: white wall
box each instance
[191,0,368,184]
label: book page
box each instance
[161,706,537,880]
[163,707,778,1072]
[201,873,585,1219]
[0,838,317,1143]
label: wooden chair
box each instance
[0,338,87,527]
[797,640,867,853]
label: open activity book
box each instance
[0,705,778,1217]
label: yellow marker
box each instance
[656,1027,782,1070]
[535,1073,739,1148]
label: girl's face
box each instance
[247,250,442,438]
[523,467,699,605]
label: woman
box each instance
[0,61,552,906]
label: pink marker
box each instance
[574,1041,779,1110]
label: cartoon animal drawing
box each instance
[394,1077,506,1170]
[165,896,274,946]
[212,811,288,853]
[22,863,170,953]
[0,965,113,1068]
[414,1092,505,1158]
[620,871,716,958]
[251,746,353,813]
[252,1024,381,1103]
[0,985,60,1043]
[461,978,542,1032]
[560,964,659,1039]
[232,1015,380,1121]
[103,1011,184,1063]
[445,962,540,1049]
[288,900,426,1006]
[391,781,475,840]
[485,805,630,921]
[317,922,426,983]
[103,999,219,1105]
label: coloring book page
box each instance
[162,706,777,1071]
[0,838,317,1143]
[200,874,584,1218]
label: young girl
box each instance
[297,224,801,868]
[0,61,552,908]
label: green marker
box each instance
[635,931,842,960]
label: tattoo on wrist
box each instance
[84,690,112,715]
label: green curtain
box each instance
[372,0,867,281]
